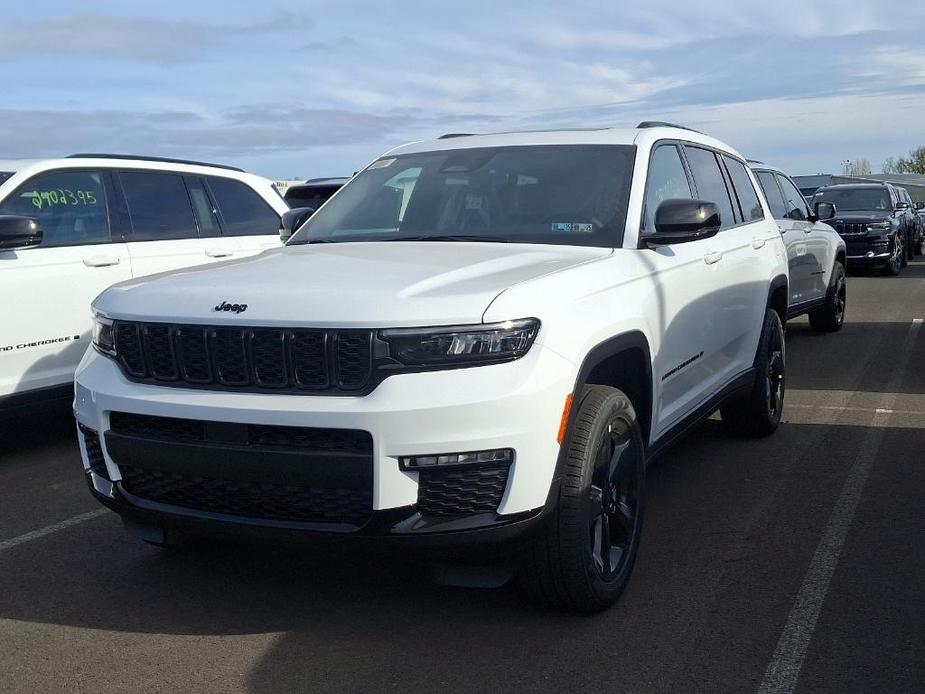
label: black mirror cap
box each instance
[813,201,837,221]
[895,201,911,211]
[0,215,42,250]
[647,199,721,245]
[915,201,924,211]
[279,206,316,242]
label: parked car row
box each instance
[811,182,923,276]
[0,122,869,611]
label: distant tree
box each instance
[842,158,871,176]
[882,156,900,174]
[889,146,925,175]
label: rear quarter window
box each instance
[206,177,280,236]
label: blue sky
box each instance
[2,0,925,179]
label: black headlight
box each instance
[380,318,540,366]
[92,313,116,355]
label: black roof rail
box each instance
[636,121,702,133]
[66,153,244,172]
[438,133,476,139]
[302,177,350,184]
[746,159,765,165]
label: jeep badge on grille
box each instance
[214,301,248,314]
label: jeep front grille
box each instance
[112,321,374,394]
[834,222,868,235]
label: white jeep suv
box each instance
[749,162,847,331]
[74,124,789,611]
[0,154,288,409]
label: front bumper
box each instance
[74,343,576,544]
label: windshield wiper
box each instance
[384,235,511,243]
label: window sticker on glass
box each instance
[367,158,395,170]
[552,222,594,233]
[26,189,99,209]
[465,194,483,210]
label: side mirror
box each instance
[915,201,924,211]
[0,215,42,250]
[646,199,720,245]
[895,201,911,211]
[279,207,315,243]
[813,201,836,221]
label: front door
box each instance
[0,169,131,398]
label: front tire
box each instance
[721,309,785,437]
[882,235,903,276]
[519,385,645,612]
[808,261,846,332]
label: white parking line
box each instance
[758,319,922,694]
[0,509,109,554]
[787,404,925,417]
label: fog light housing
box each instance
[400,448,514,470]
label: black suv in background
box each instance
[894,185,923,254]
[812,183,918,276]
[283,177,349,210]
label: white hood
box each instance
[94,242,611,327]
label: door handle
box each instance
[703,251,723,265]
[205,249,234,258]
[752,237,766,249]
[83,255,121,267]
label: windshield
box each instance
[288,145,635,247]
[813,187,892,211]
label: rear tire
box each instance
[518,385,645,612]
[721,309,785,437]
[808,262,846,332]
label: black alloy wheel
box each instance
[588,421,642,581]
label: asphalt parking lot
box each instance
[2,262,924,694]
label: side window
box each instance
[642,144,693,234]
[120,172,198,241]
[683,146,736,229]
[206,177,280,236]
[722,156,765,222]
[0,170,110,248]
[776,174,810,221]
[755,171,788,219]
[185,178,221,237]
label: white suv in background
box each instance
[75,124,789,611]
[749,162,847,331]
[0,154,288,409]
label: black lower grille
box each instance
[106,412,374,525]
[119,466,371,524]
[416,464,511,516]
[79,425,108,478]
[111,321,374,394]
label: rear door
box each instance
[776,173,829,302]
[755,170,809,306]
[117,170,240,279]
[204,176,282,257]
[0,169,131,398]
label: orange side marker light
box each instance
[557,393,573,445]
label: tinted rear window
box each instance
[0,172,13,185]
[206,177,280,236]
[684,146,736,229]
[723,156,764,222]
[755,171,788,218]
[120,171,199,241]
[285,184,343,210]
